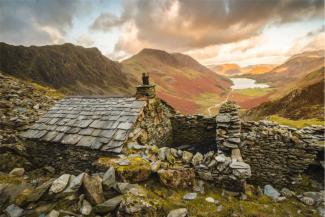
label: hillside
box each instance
[242,50,324,86]
[207,64,274,77]
[245,67,325,121]
[0,42,136,95]
[122,48,232,114]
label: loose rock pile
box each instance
[0,166,164,217]
[0,72,62,172]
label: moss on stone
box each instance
[115,157,151,183]
[0,175,24,184]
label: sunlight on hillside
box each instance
[269,115,325,128]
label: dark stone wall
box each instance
[171,114,216,153]
[240,121,324,187]
[25,140,112,174]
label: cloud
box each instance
[0,0,86,45]
[76,35,96,47]
[288,25,325,55]
[91,0,324,55]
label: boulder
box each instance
[167,208,188,217]
[303,191,324,204]
[94,195,123,214]
[230,161,251,179]
[49,174,70,194]
[205,197,215,203]
[83,174,105,205]
[150,160,161,172]
[115,157,151,183]
[182,151,193,164]
[158,147,168,161]
[280,188,295,197]
[5,204,24,217]
[9,168,25,177]
[299,196,315,206]
[64,173,85,193]
[117,193,163,217]
[80,199,92,215]
[183,192,197,200]
[191,152,203,166]
[215,154,226,163]
[216,113,231,123]
[264,185,280,201]
[115,182,138,194]
[158,168,195,188]
[47,210,60,217]
[102,167,116,189]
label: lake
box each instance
[230,78,269,89]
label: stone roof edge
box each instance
[63,95,139,99]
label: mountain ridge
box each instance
[122,48,232,114]
[0,42,136,95]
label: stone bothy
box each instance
[21,74,173,172]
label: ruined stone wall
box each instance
[127,98,174,148]
[240,121,324,187]
[171,114,216,153]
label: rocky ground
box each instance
[0,71,324,217]
[0,71,63,171]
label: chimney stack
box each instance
[136,73,156,99]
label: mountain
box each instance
[122,48,232,114]
[242,50,324,86]
[0,42,136,95]
[245,67,324,120]
[207,63,274,77]
[207,63,242,76]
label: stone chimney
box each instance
[135,73,156,99]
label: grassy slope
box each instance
[245,67,325,122]
[0,42,136,96]
[122,48,232,114]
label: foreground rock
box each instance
[158,168,195,188]
[83,174,105,205]
[94,195,123,214]
[167,208,188,217]
[115,157,151,183]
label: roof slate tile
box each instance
[22,96,146,153]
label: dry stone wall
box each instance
[171,114,216,153]
[216,102,241,153]
[240,121,324,187]
[126,98,174,149]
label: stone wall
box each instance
[216,102,241,153]
[240,121,324,187]
[26,140,111,174]
[171,114,216,153]
[127,98,174,148]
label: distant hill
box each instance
[207,63,274,77]
[242,50,324,86]
[0,42,136,95]
[122,48,232,114]
[245,67,324,120]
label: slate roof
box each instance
[21,96,146,153]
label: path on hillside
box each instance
[207,89,233,116]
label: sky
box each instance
[0,0,324,66]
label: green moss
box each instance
[115,157,151,183]
[0,175,24,184]
[140,181,320,217]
